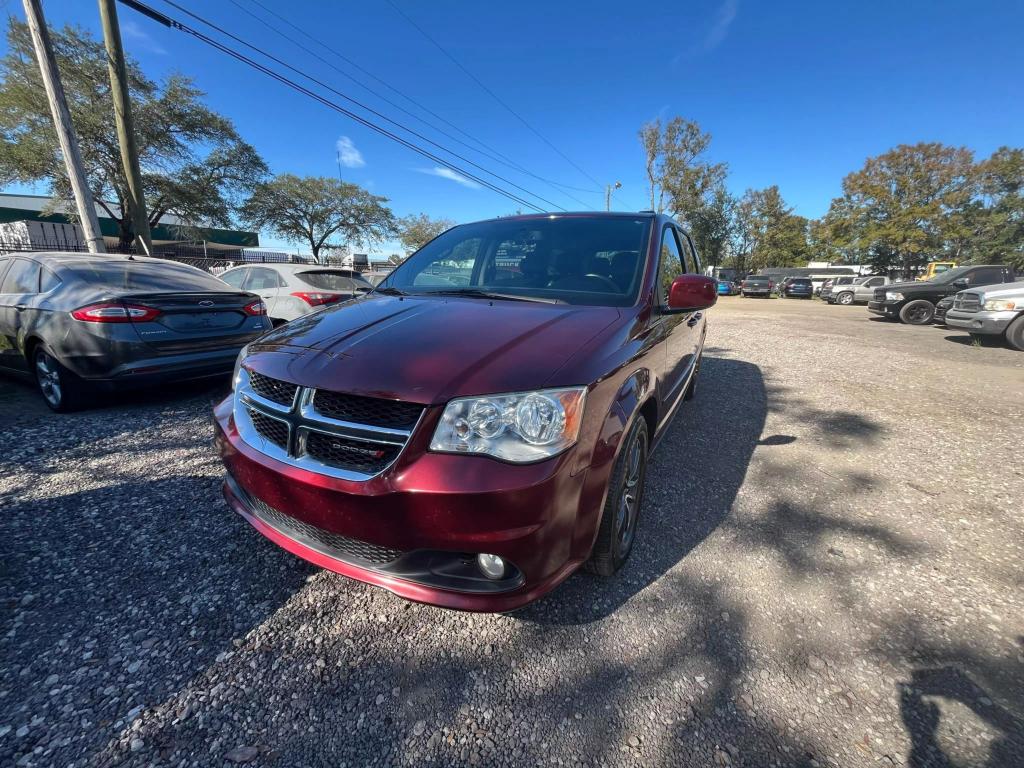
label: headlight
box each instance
[430,387,587,463]
[232,344,250,391]
[983,299,1017,311]
[886,291,904,301]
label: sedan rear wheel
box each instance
[586,417,649,577]
[34,347,86,412]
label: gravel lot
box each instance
[2,297,1022,768]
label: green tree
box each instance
[971,147,1024,270]
[397,212,456,254]
[638,117,726,219]
[821,143,976,276]
[730,186,807,271]
[0,20,266,248]
[241,174,395,262]
[689,185,733,269]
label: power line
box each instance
[384,0,604,192]
[118,0,547,213]
[238,0,601,202]
[151,0,567,212]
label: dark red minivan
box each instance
[214,212,716,611]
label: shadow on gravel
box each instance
[0,475,311,765]
[517,353,767,625]
[899,666,1024,768]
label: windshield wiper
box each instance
[373,285,408,296]
[428,289,565,304]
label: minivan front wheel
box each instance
[899,300,935,325]
[587,417,649,577]
[34,347,86,412]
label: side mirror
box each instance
[952,278,969,289]
[667,274,718,312]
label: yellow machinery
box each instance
[917,262,957,281]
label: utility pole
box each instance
[98,0,152,255]
[22,0,106,253]
[605,181,622,212]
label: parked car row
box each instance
[820,263,1023,351]
[0,253,379,410]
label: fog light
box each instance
[476,553,506,580]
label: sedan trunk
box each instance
[115,291,261,352]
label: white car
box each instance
[218,264,372,324]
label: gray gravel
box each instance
[2,298,1022,767]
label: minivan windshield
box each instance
[377,216,653,307]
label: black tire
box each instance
[1005,315,1024,351]
[33,346,88,412]
[684,352,702,401]
[899,299,935,325]
[836,291,854,306]
[586,416,649,577]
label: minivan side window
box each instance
[657,227,685,304]
[677,230,698,274]
[0,259,40,294]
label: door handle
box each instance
[687,312,702,327]
[14,304,27,312]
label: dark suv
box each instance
[214,213,717,612]
[868,265,1017,325]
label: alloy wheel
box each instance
[35,351,62,408]
[614,433,645,554]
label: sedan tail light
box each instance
[71,302,160,323]
[291,291,344,307]
[243,299,267,316]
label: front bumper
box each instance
[214,397,594,611]
[945,309,1018,335]
[868,300,899,317]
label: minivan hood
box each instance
[244,294,622,404]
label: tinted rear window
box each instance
[745,276,770,282]
[790,278,812,285]
[68,260,229,292]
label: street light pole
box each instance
[98,0,153,256]
[605,181,622,211]
[22,0,106,253]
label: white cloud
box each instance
[416,166,481,190]
[672,0,737,63]
[703,0,738,52]
[336,136,365,168]
[121,20,166,55]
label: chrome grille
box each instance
[247,407,289,450]
[953,292,982,312]
[234,369,423,481]
[246,493,404,565]
[248,370,298,407]
[304,431,400,474]
[312,390,423,430]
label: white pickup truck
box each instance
[945,281,1024,351]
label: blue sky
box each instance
[4,0,1023,254]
